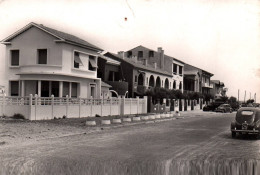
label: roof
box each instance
[211,80,220,84]
[101,81,112,88]
[127,45,185,64]
[184,63,214,77]
[1,22,103,51]
[98,55,120,65]
[105,52,173,77]
[211,80,225,86]
[184,70,199,75]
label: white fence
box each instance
[0,95,147,120]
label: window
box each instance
[149,51,154,57]
[135,75,137,82]
[10,81,19,96]
[90,85,95,98]
[173,64,177,74]
[138,51,143,58]
[179,66,183,76]
[173,81,176,89]
[11,50,19,66]
[74,52,80,68]
[71,82,77,98]
[89,55,97,71]
[38,49,47,64]
[179,82,182,90]
[127,51,132,57]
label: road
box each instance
[1,112,260,175]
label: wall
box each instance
[0,96,147,120]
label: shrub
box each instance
[12,113,25,120]
[62,115,67,119]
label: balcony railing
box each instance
[202,82,213,89]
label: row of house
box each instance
[0,22,227,99]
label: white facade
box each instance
[1,23,102,98]
[172,60,184,92]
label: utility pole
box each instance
[244,91,246,103]
[238,89,239,102]
[255,93,256,103]
[250,92,251,100]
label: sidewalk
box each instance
[0,110,207,147]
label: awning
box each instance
[89,58,98,68]
[74,55,83,66]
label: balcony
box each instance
[202,82,213,89]
[19,65,62,74]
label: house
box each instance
[97,55,128,97]
[1,22,103,98]
[104,45,184,97]
[210,80,227,98]
[125,46,185,92]
[183,63,214,95]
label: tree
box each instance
[228,96,237,103]
[246,99,254,104]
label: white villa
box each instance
[1,22,103,98]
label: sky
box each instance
[0,0,259,102]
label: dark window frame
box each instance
[10,81,19,96]
[74,51,80,68]
[138,51,143,58]
[37,49,48,64]
[10,50,19,66]
[173,64,177,74]
[179,66,183,76]
[149,51,154,57]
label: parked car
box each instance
[215,104,233,113]
[203,102,224,112]
[231,107,260,138]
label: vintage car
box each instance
[215,104,233,113]
[203,102,224,112]
[231,107,260,138]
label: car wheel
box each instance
[232,131,236,138]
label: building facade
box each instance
[183,63,213,95]
[104,45,184,97]
[97,55,128,97]
[1,22,103,98]
[124,45,184,91]
[210,80,227,98]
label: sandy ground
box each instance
[0,110,211,147]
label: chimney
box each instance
[117,51,125,59]
[158,47,164,70]
[153,62,157,69]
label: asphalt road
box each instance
[1,112,260,175]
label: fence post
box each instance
[51,95,54,119]
[79,96,81,118]
[2,94,6,116]
[137,96,139,114]
[66,95,69,118]
[28,94,32,120]
[110,98,112,116]
[130,98,132,115]
[35,94,38,120]
[118,97,121,115]
[101,98,103,117]
[143,96,147,114]
[90,96,93,117]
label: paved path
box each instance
[1,112,260,175]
